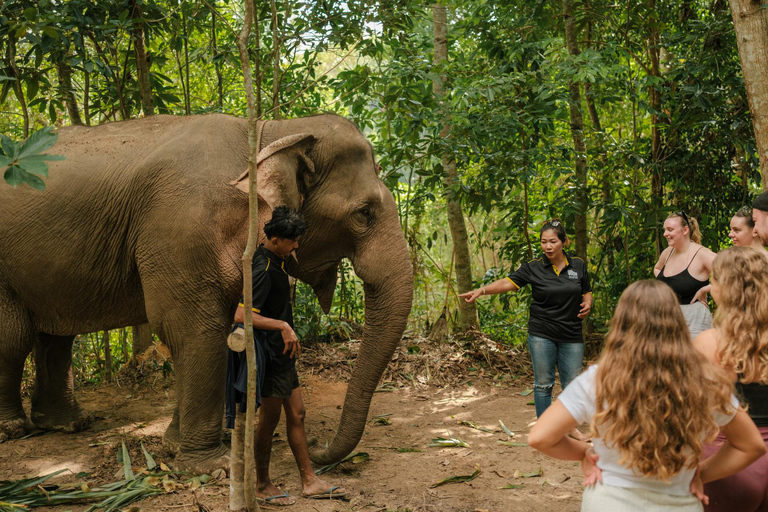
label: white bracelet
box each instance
[481,287,486,295]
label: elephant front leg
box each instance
[30,334,90,432]
[0,294,34,441]
[164,329,229,474]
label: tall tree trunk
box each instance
[103,330,112,380]
[56,60,83,125]
[232,0,262,508]
[729,0,768,188]
[648,0,664,255]
[432,3,477,331]
[7,39,29,138]
[211,2,223,109]
[131,0,155,116]
[131,324,153,360]
[271,0,281,119]
[562,0,588,261]
[182,10,191,115]
[84,70,91,126]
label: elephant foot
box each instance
[174,443,230,475]
[0,416,29,442]
[162,423,182,455]
[31,408,90,433]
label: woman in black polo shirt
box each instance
[460,220,593,419]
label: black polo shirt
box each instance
[239,245,294,371]
[507,251,591,343]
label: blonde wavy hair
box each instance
[712,247,768,384]
[592,280,734,480]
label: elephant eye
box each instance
[356,205,374,226]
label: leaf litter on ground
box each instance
[499,420,515,437]
[514,467,543,478]
[427,436,469,448]
[369,413,393,426]
[315,451,370,475]
[457,420,492,433]
[0,442,215,512]
[497,440,528,447]
[430,464,481,488]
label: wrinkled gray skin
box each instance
[0,114,413,471]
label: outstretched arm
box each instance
[458,277,519,303]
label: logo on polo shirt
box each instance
[567,269,578,280]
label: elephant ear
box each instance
[232,133,317,210]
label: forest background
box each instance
[0,0,760,384]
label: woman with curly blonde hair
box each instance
[695,247,768,512]
[529,280,764,511]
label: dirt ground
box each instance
[0,338,588,512]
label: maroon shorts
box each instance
[703,426,768,512]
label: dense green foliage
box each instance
[2,0,761,381]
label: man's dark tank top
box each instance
[656,247,709,305]
[738,381,768,427]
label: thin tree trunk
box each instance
[233,0,262,507]
[7,39,29,138]
[729,0,768,188]
[120,328,128,363]
[84,70,91,126]
[648,0,664,255]
[103,330,112,380]
[183,10,191,115]
[271,0,281,119]
[132,0,155,116]
[56,60,83,125]
[432,3,477,331]
[211,2,223,109]
[563,0,589,261]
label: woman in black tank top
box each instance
[653,212,716,338]
[694,247,768,512]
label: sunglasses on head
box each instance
[677,210,690,225]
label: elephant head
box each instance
[234,115,414,464]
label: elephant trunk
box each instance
[309,225,413,465]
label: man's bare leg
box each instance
[255,397,296,505]
[283,387,348,498]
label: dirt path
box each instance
[0,369,584,512]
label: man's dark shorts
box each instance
[261,363,299,399]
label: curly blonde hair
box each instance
[712,247,768,384]
[592,280,734,480]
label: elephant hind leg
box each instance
[0,289,34,441]
[30,333,89,432]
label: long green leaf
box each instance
[121,442,134,481]
[429,466,481,488]
[17,127,57,160]
[141,443,157,471]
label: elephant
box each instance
[0,113,413,471]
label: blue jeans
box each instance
[527,334,584,417]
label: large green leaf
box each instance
[4,166,25,187]
[1,135,17,158]
[17,156,50,177]
[22,172,45,190]
[17,127,57,160]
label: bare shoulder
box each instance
[693,244,717,270]
[655,246,672,266]
[693,328,719,363]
